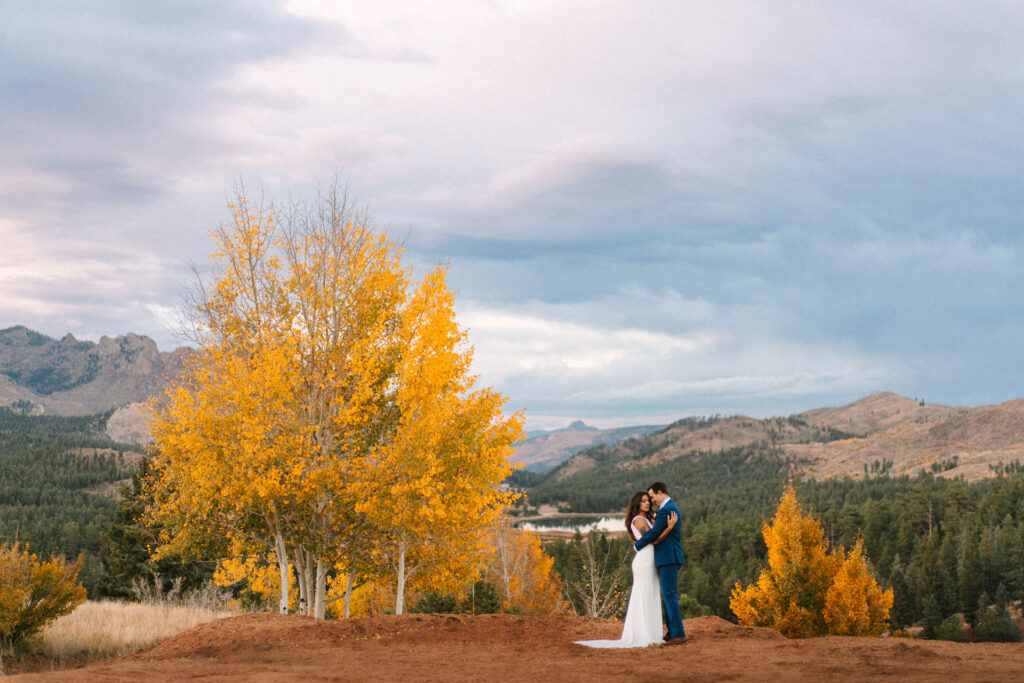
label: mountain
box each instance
[789,393,1024,481]
[0,326,190,417]
[512,420,663,473]
[546,392,1023,484]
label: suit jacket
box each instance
[634,497,685,567]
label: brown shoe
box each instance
[665,637,689,646]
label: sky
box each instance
[3,1,1024,430]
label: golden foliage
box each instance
[730,486,892,638]
[146,185,522,617]
[485,525,566,615]
[823,540,894,637]
[0,543,87,647]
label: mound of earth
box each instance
[14,613,1024,681]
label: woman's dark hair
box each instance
[625,491,653,533]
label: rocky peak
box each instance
[0,326,191,416]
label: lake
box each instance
[515,516,623,534]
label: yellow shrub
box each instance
[0,543,87,647]
[731,487,892,638]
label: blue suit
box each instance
[635,496,686,639]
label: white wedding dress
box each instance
[575,516,664,648]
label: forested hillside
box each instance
[0,408,139,592]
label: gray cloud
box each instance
[0,1,331,221]
[4,2,1024,428]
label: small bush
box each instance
[411,592,458,614]
[0,543,87,649]
[459,581,501,615]
[410,581,502,615]
[935,614,966,642]
[679,593,711,619]
[974,605,1020,643]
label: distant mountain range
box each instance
[513,420,663,473]
[0,325,189,419]
[547,392,1024,485]
[3,325,1023,484]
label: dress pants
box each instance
[658,563,685,639]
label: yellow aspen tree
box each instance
[485,525,566,615]
[148,188,397,617]
[148,333,308,614]
[359,267,524,614]
[148,183,522,620]
[823,539,894,636]
[730,486,839,638]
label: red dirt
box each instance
[12,613,1024,681]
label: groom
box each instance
[634,481,687,645]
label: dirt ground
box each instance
[12,613,1024,681]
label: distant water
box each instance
[515,516,622,534]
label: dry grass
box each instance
[5,600,235,674]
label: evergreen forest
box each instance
[0,408,137,594]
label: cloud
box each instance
[0,217,187,348]
[459,291,900,428]
[0,1,330,225]
[4,1,1024,429]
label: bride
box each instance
[576,491,677,648]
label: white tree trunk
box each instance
[344,572,354,618]
[313,555,327,619]
[273,532,290,614]
[395,543,407,615]
[294,549,309,615]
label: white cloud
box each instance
[460,298,898,425]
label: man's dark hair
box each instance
[648,482,668,495]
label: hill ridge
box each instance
[549,393,1024,484]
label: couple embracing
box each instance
[576,482,688,648]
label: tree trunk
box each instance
[344,572,354,618]
[395,543,407,615]
[294,549,309,615]
[273,532,290,614]
[313,555,327,619]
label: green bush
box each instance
[935,614,966,642]
[679,593,711,619]
[0,543,87,649]
[411,592,458,614]
[458,581,501,615]
[410,581,503,615]
[974,604,1020,643]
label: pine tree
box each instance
[97,459,215,599]
[974,589,1021,642]
[888,562,915,629]
[959,531,985,627]
[920,595,943,639]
